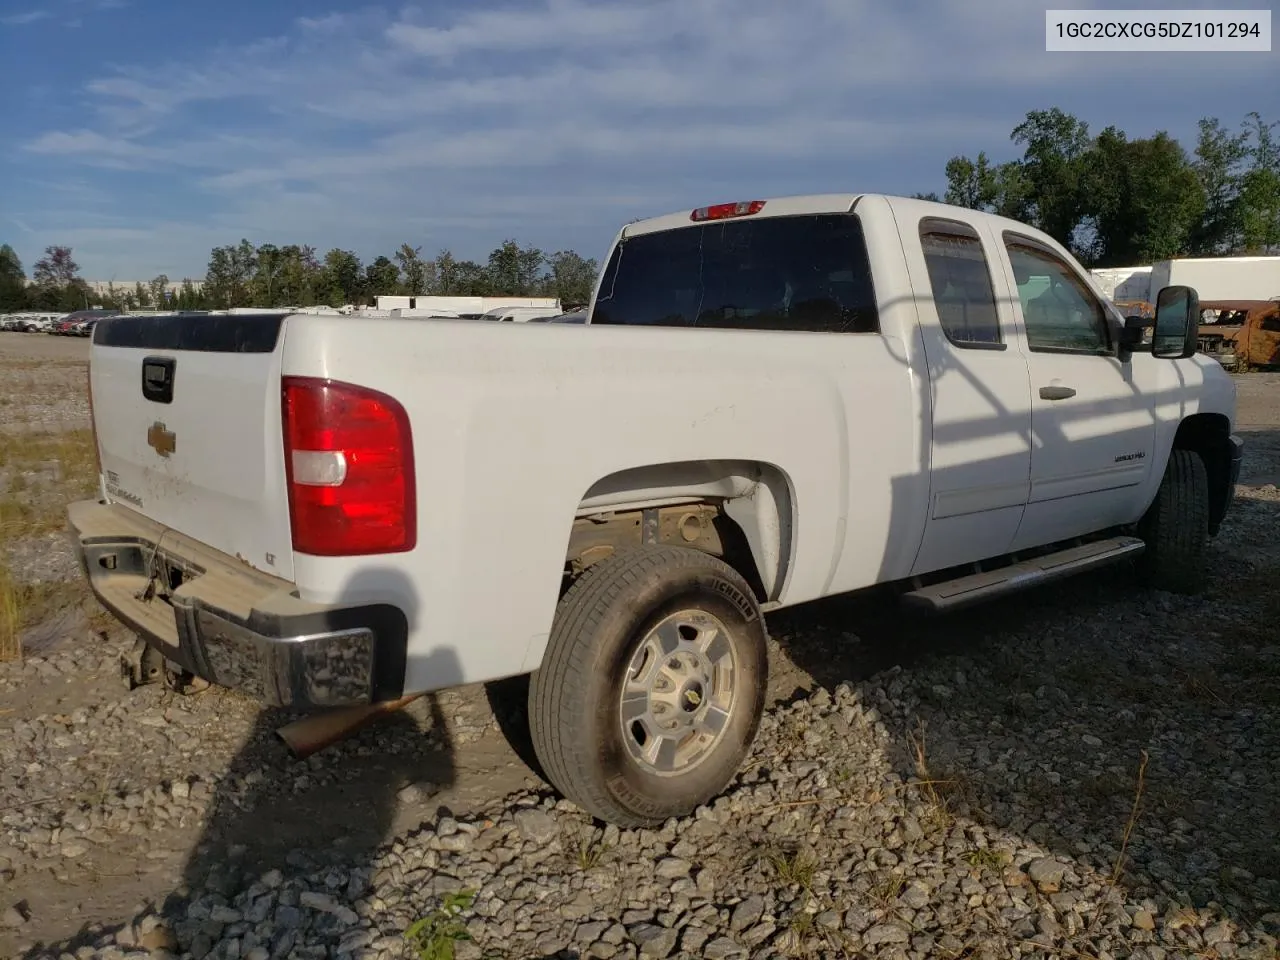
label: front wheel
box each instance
[1135,448,1209,594]
[529,545,768,826]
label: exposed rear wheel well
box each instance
[563,502,769,602]
[1172,413,1232,535]
[564,461,794,603]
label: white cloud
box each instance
[3,0,128,27]
[11,0,1263,277]
[1,9,52,25]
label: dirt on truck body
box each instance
[1197,298,1280,371]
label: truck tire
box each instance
[529,545,768,826]
[1135,448,1209,594]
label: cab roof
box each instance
[621,193,865,238]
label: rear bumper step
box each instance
[901,535,1146,613]
[67,499,407,708]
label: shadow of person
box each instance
[153,563,466,957]
[18,567,465,959]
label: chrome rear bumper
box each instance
[67,499,407,708]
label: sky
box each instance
[0,0,1274,281]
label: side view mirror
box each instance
[1152,285,1200,359]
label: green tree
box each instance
[321,248,364,305]
[32,245,79,287]
[944,152,1000,209]
[205,246,236,307]
[176,278,204,310]
[205,241,259,307]
[543,250,598,306]
[1010,108,1092,250]
[486,240,544,294]
[134,280,151,309]
[942,153,1032,220]
[364,256,400,298]
[1238,111,1280,253]
[453,260,490,295]
[1188,116,1250,255]
[275,245,322,306]
[1081,127,1204,266]
[149,274,170,309]
[434,250,459,295]
[28,246,89,310]
[252,244,282,306]
[0,244,27,311]
[395,243,430,296]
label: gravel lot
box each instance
[0,334,91,435]
[1,330,1278,960]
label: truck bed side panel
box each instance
[281,316,922,695]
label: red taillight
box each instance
[281,377,416,556]
[690,200,766,222]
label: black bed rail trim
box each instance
[93,312,288,353]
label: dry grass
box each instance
[907,717,970,830]
[0,561,18,662]
[0,427,98,661]
[0,567,88,663]
[0,428,97,538]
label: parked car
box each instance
[74,317,114,337]
[52,309,116,334]
[69,193,1241,826]
[479,306,564,323]
[1,313,58,332]
[529,311,587,324]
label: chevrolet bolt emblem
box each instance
[147,421,176,458]
[684,689,702,707]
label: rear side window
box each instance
[918,218,1003,349]
[592,213,879,333]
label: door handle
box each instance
[1039,384,1076,401]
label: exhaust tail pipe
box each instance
[275,694,425,759]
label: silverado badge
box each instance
[147,421,176,458]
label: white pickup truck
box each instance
[69,194,1242,826]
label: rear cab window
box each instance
[917,218,1004,350]
[591,213,879,333]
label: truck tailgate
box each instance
[89,313,295,582]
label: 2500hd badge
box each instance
[104,470,144,508]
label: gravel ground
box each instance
[0,334,90,434]
[1,339,1277,959]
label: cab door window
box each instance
[1003,236,1111,355]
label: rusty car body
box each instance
[1196,299,1280,371]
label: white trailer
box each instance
[1090,266,1152,302]
[374,295,561,314]
[1149,256,1280,302]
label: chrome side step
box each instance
[901,536,1145,613]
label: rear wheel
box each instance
[1135,448,1209,594]
[529,545,767,826]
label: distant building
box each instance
[82,279,204,296]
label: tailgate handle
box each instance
[142,356,176,404]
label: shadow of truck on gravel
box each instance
[769,447,1280,937]
[17,568,463,960]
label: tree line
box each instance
[199,240,599,311]
[0,239,600,314]
[3,106,1276,315]
[927,108,1278,267]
